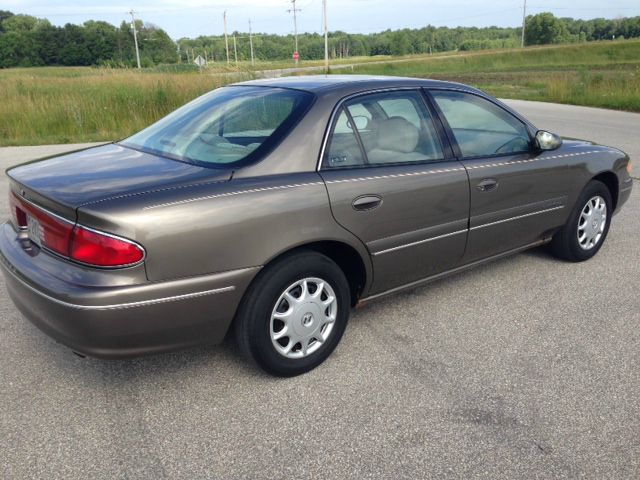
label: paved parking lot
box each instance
[0,101,639,479]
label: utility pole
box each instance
[233,34,238,64]
[223,11,230,64]
[129,9,141,69]
[322,0,328,72]
[249,19,255,66]
[288,0,301,64]
[521,0,527,48]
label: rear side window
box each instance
[325,108,367,168]
[323,90,444,169]
[121,86,313,168]
[431,90,531,158]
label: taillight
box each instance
[9,192,28,230]
[10,191,74,256]
[627,161,633,174]
[69,226,144,267]
[8,191,144,267]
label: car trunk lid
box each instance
[7,143,232,219]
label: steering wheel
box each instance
[495,137,529,154]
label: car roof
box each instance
[232,75,480,95]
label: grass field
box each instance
[0,68,251,146]
[0,40,638,146]
[348,40,640,112]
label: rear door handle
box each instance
[476,178,498,192]
[352,195,382,211]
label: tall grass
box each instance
[0,68,249,146]
[0,40,639,146]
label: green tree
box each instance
[0,10,14,32]
[59,23,92,65]
[525,13,570,45]
[389,30,411,56]
[33,20,61,64]
[0,30,41,67]
[139,22,177,64]
[83,20,118,64]
[2,13,41,33]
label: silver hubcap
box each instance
[577,195,607,250]
[270,277,337,359]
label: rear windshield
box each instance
[121,86,313,168]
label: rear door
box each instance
[319,89,469,295]
[429,89,570,263]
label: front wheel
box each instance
[551,180,612,262]
[234,251,350,377]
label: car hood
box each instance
[561,137,598,148]
[8,143,232,209]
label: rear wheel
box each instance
[551,180,612,262]
[235,251,350,377]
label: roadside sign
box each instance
[194,55,206,67]
[293,51,299,61]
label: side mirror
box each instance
[348,115,370,131]
[535,130,562,151]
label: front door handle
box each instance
[476,178,498,192]
[352,195,382,211]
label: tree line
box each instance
[1,10,639,69]
[0,11,176,68]
[179,13,640,63]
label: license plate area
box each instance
[26,214,43,247]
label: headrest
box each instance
[376,117,419,153]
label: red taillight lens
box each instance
[10,191,74,256]
[70,226,144,267]
[9,191,144,267]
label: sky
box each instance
[3,0,640,39]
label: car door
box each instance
[429,89,571,263]
[319,89,469,295]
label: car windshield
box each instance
[121,86,313,168]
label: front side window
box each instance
[323,90,444,168]
[431,90,531,158]
[122,86,313,168]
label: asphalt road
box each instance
[1,101,638,479]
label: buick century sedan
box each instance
[0,76,633,376]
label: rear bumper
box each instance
[0,222,258,358]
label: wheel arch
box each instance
[592,171,619,210]
[282,241,368,306]
[255,240,370,307]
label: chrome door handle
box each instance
[476,178,498,192]
[352,195,382,211]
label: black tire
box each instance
[551,180,613,262]
[234,251,350,377]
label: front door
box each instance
[429,89,571,262]
[319,89,469,295]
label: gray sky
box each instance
[4,0,640,39]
